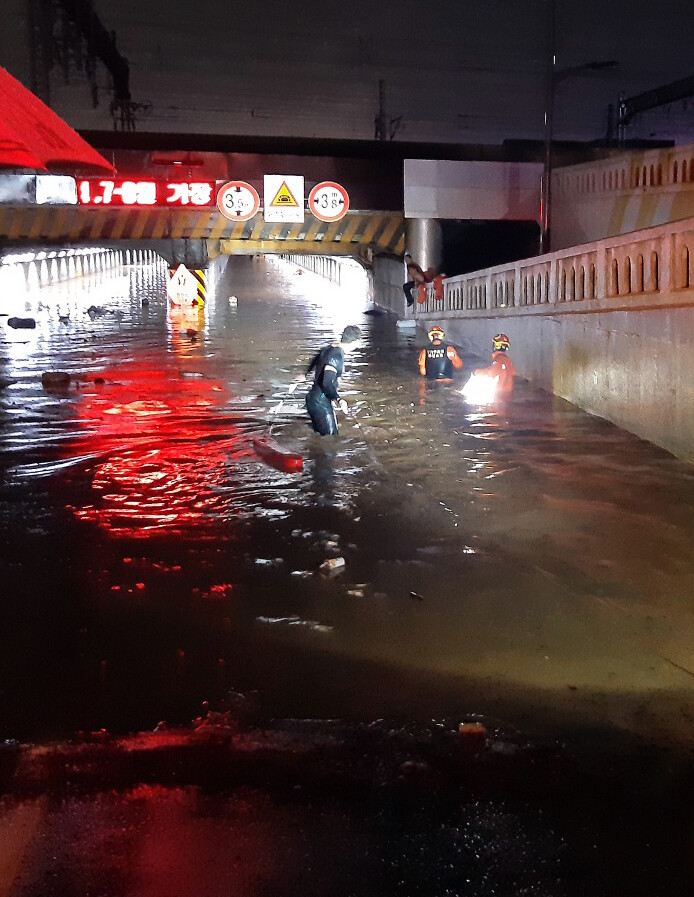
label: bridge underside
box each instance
[0,206,405,267]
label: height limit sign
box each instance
[308,181,349,222]
[217,181,260,221]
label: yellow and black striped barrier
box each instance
[191,268,206,306]
[168,266,207,306]
[0,207,405,259]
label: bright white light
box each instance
[461,373,499,405]
[1,252,35,265]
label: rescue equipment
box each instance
[461,372,499,405]
[253,437,303,473]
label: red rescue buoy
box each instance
[253,437,303,473]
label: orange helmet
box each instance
[427,326,445,342]
[492,333,510,351]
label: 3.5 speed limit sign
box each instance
[308,181,349,222]
[217,181,260,221]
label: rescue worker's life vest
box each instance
[418,342,463,380]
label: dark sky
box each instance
[6,0,694,145]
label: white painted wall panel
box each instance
[404,159,542,220]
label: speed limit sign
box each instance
[217,181,260,221]
[308,181,349,222]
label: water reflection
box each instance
[2,255,694,750]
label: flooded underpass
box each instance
[1,254,694,895]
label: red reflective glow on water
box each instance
[57,361,258,537]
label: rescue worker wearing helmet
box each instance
[473,333,517,396]
[418,325,463,380]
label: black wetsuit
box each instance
[305,344,345,435]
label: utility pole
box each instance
[374,80,402,141]
[539,0,556,255]
[539,0,617,254]
[375,79,387,141]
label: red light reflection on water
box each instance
[66,359,255,538]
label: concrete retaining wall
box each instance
[415,216,694,462]
[372,256,409,315]
[282,253,409,318]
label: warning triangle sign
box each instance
[270,181,299,207]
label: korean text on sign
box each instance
[76,179,217,207]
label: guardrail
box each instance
[415,215,694,318]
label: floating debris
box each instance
[320,557,345,574]
[7,317,36,329]
[256,615,333,634]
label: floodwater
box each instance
[4,254,694,895]
[2,254,694,751]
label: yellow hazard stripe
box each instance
[303,215,324,240]
[339,215,361,243]
[264,222,286,240]
[376,216,402,250]
[46,206,68,240]
[7,209,28,240]
[130,210,152,240]
[229,220,248,240]
[321,220,343,243]
[110,209,132,240]
[248,215,266,241]
[28,208,52,240]
[189,211,215,240]
[208,211,230,241]
[359,214,385,245]
[0,206,402,257]
[192,268,207,305]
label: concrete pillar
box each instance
[405,218,443,273]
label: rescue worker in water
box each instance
[473,333,517,395]
[418,325,464,380]
[305,325,362,435]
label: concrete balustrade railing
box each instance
[0,247,163,293]
[417,216,694,319]
[412,215,694,463]
[549,142,694,250]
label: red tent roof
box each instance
[0,66,114,174]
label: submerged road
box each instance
[1,254,694,895]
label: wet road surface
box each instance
[1,255,694,895]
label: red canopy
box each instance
[0,66,114,174]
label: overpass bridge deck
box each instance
[0,204,405,260]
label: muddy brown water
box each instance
[1,254,694,894]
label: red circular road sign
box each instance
[308,181,349,222]
[217,181,260,221]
